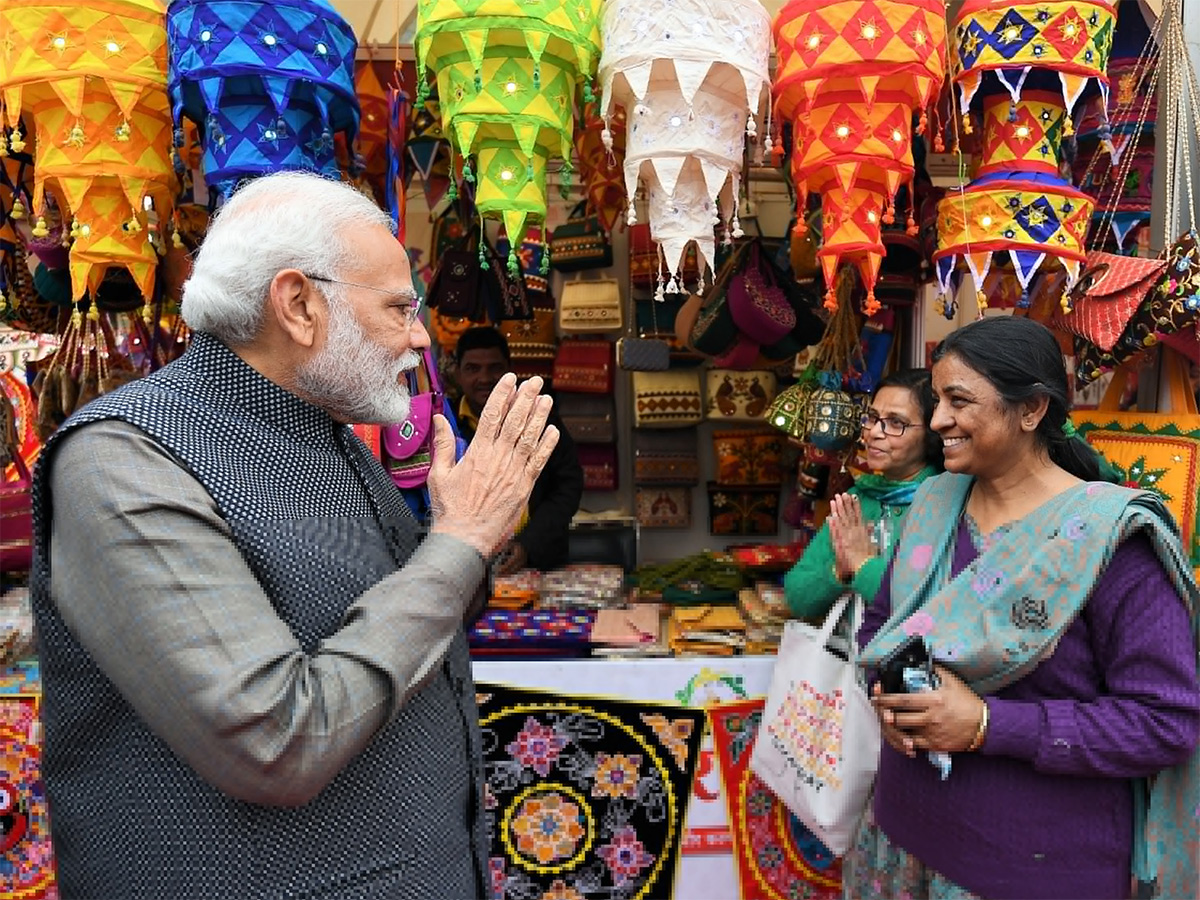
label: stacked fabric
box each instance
[590,604,670,657]
[667,604,748,656]
[738,584,788,653]
[468,608,596,658]
[538,563,626,609]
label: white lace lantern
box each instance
[598,0,771,294]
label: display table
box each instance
[472,655,777,899]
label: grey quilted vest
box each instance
[30,334,488,899]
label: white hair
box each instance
[181,171,395,345]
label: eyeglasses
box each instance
[861,411,922,437]
[304,274,422,325]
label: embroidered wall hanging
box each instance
[476,682,706,900]
[0,690,56,900]
[709,698,842,900]
[707,483,781,536]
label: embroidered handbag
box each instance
[632,369,704,428]
[1053,251,1167,351]
[616,336,670,372]
[706,482,781,536]
[711,335,762,371]
[558,393,616,443]
[633,429,700,485]
[425,248,486,321]
[500,307,558,361]
[558,278,623,333]
[712,429,785,485]
[577,443,619,491]
[704,369,778,422]
[484,233,536,320]
[635,486,691,528]
[803,376,863,451]
[727,242,796,345]
[381,349,443,489]
[1073,352,1200,569]
[629,222,700,290]
[549,200,613,271]
[689,241,754,356]
[750,592,881,856]
[0,449,32,572]
[552,338,614,394]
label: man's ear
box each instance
[267,269,322,348]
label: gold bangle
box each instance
[967,699,989,752]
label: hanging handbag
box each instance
[704,368,778,422]
[558,277,623,333]
[381,349,444,489]
[1053,251,1167,351]
[558,393,616,443]
[633,430,700,485]
[616,336,670,372]
[749,591,881,856]
[0,449,33,572]
[631,369,704,428]
[549,200,613,272]
[483,234,535,321]
[551,338,615,394]
[425,247,486,321]
[577,443,619,491]
[727,242,796,345]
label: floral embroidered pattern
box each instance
[480,685,704,900]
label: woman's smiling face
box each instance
[862,385,929,481]
[930,353,1024,476]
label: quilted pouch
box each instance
[712,429,785,485]
[559,393,616,443]
[632,369,704,428]
[617,336,670,371]
[550,200,613,272]
[578,443,619,491]
[635,487,692,529]
[704,369,778,422]
[558,278,623,333]
[552,338,614,394]
[1054,251,1167,351]
[633,429,700,485]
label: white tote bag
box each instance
[749,591,880,856]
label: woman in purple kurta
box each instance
[843,317,1200,900]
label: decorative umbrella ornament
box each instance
[167,0,360,203]
[415,0,602,276]
[773,0,947,315]
[0,0,174,303]
[598,0,772,297]
[936,0,1116,316]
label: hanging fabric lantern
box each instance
[575,100,626,235]
[167,0,360,203]
[416,0,602,274]
[773,0,947,315]
[0,0,175,302]
[936,1,1116,314]
[598,0,771,295]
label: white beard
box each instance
[296,301,420,424]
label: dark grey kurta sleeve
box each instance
[48,420,486,806]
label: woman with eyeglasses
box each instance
[783,368,944,622]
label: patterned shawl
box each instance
[860,473,1199,899]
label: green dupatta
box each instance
[860,473,1199,899]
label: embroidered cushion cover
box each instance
[476,682,704,900]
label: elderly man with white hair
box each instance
[29,171,557,900]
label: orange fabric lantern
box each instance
[0,0,173,302]
[773,0,946,314]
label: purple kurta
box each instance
[858,520,1200,900]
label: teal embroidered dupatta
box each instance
[861,473,1200,899]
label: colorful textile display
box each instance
[574,101,626,235]
[709,698,842,900]
[935,0,1117,314]
[166,0,360,203]
[598,0,771,295]
[415,0,602,276]
[772,0,947,314]
[476,682,705,899]
[0,669,55,900]
[0,0,174,302]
